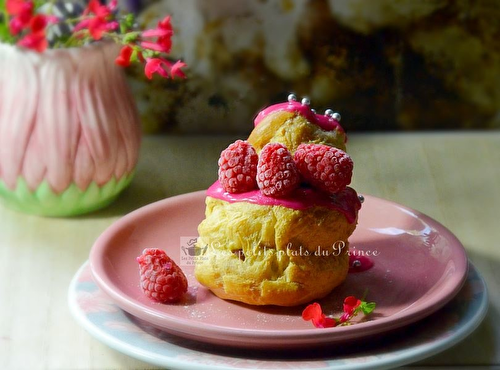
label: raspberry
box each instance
[294,144,353,194]
[218,140,258,193]
[136,248,188,303]
[257,143,300,197]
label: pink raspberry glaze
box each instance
[207,180,361,224]
[348,255,374,273]
[253,101,346,137]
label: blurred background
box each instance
[122,0,500,134]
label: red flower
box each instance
[7,0,33,35]
[91,18,118,40]
[144,58,186,79]
[84,0,111,18]
[6,0,32,16]
[141,15,173,38]
[302,296,375,329]
[157,35,172,53]
[343,296,362,315]
[16,14,49,52]
[141,15,174,53]
[76,0,117,40]
[158,15,173,33]
[115,45,134,67]
[18,31,47,52]
[144,58,169,79]
[29,14,47,33]
[140,36,172,54]
[75,17,118,40]
[302,303,336,329]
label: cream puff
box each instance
[195,96,361,306]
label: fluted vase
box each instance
[0,42,141,216]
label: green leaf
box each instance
[123,31,140,44]
[360,302,376,315]
[142,49,155,59]
[130,48,140,63]
[33,0,47,10]
[119,13,135,33]
[0,2,15,43]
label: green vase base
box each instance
[0,173,134,217]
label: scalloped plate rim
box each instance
[89,191,469,346]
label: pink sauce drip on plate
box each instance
[207,181,361,224]
[253,100,346,138]
[348,255,374,273]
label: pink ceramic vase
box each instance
[0,42,141,216]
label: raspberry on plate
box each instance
[294,144,353,194]
[218,140,258,193]
[136,248,188,303]
[257,143,300,198]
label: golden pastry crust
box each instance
[195,197,356,306]
[248,110,347,154]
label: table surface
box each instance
[0,132,499,370]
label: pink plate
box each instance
[89,191,468,349]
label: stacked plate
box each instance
[69,191,488,369]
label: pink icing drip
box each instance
[253,101,346,139]
[207,181,361,224]
[348,255,374,273]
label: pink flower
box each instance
[9,18,25,35]
[108,0,118,11]
[115,45,133,67]
[139,40,165,52]
[338,312,351,323]
[170,60,187,79]
[139,34,172,53]
[45,15,60,25]
[141,29,172,38]
[77,291,118,314]
[73,19,90,33]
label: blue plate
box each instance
[69,262,487,370]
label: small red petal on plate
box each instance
[321,316,337,328]
[302,302,323,322]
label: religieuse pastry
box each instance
[195,94,362,306]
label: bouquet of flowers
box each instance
[0,0,186,79]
